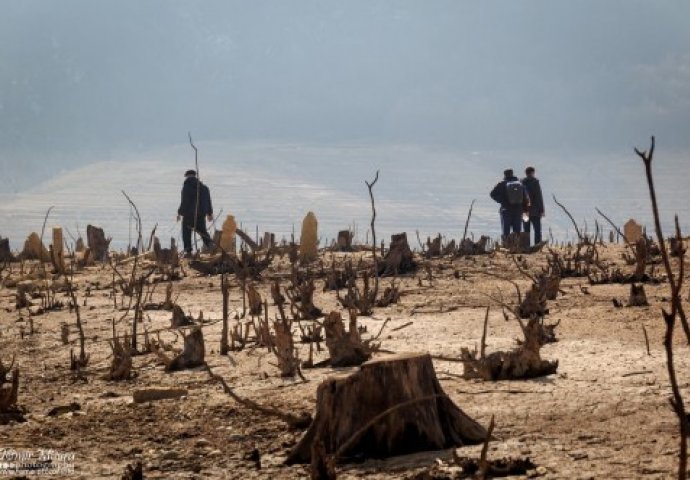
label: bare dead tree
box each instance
[635,136,689,479]
[365,171,380,302]
[461,199,476,244]
[122,190,143,253]
[552,195,582,242]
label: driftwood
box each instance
[461,317,558,381]
[156,327,205,372]
[323,311,371,367]
[286,353,487,465]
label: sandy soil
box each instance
[0,243,687,479]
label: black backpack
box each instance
[505,180,524,205]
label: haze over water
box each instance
[1,142,687,250]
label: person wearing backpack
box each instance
[521,166,544,245]
[490,168,530,240]
[176,169,214,257]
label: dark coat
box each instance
[521,176,544,216]
[178,177,213,218]
[490,176,530,213]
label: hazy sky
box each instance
[2,1,690,160]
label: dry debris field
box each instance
[0,235,688,479]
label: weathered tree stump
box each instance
[628,283,649,307]
[287,352,487,464]
[87,225,111,262]
[458,236,490,256]
[335,230,353,252]
[323,311,371,367]
[0,357,23,424]
[246,283,263,315]
[0,237,13,262]
[51,226,66,275]
[105,334,133,381]
[379,233,416,276]
[156,327,205,372]
[461,318,558,381]
[425,235,442,258]
[171,305,194,328]
[273,317,299,377]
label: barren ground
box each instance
[0,243,687,479]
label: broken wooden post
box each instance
[286,352,487,464]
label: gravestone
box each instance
[22,232,48,260]
[51,227,66,274]
[624,219,643,244]
[299,211,318,263]
[220,215,237,254]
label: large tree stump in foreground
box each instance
[287,353,487,465]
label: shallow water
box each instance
[0,142,688,250]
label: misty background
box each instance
[1,1,689,248]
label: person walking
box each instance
[177,169,214,256]
[490,168,530,241]
[521,166,544,245]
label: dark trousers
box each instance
[501,209,522,239]
[182,215,213,253]
[523,215,542,245]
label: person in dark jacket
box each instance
[490,168,530,241]
[521,166,544,245]
[177,169,214,255]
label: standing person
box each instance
[490,168,530,241]
[177,169,214,257]
[521,166,544,245]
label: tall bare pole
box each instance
[189,132,200,252]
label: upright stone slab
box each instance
[22,232,48,260]
[624,219,643,244]
[51,227,66,274]
[299,211,318,263]
[220,215,237,254]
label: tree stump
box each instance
[461,318,558,381]
[379,233,416,276]
[105,334,133,381]
[171,305,194,328]
[323,311,370,367]
[156,327,205,372]
[0,237,13,262]
[87,225,111,262]
[336,230,353,252]
[628,283,649,307]
[426,235,442,258]
[300,212,319,264]
[286,352,487,464]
